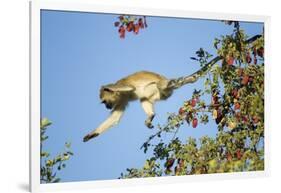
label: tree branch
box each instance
[245,35,262,44]
[169,34,263,89]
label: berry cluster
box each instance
[164,158,185,175]
[178,95,201,128]
[114,15,147,39]
[226,46,264,66]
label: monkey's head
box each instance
[100,85,121,110]
[99,83,135,110]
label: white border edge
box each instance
[264,15,271,179]
[30,1,41,192]
[29,0,271,192]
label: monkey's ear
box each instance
[103,84,135,92]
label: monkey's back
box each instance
[116,71,172,101]
[117,71,169,86]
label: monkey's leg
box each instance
[141,99,155,129]
[83,109,124,142]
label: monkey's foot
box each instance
[83,133,99,142]
[145,120,154,129]
[145,114,155,129]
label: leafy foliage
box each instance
[121,21,264,178]
[40,118,73,183]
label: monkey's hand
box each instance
[83,132,99,142]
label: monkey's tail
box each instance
[168,56,222,90]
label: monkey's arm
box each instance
[83,108,124,142]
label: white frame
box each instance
[29,0,271,192]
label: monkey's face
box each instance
[99,86,121,110]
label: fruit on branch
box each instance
[232,89,239,99]
[191,98,197,107]
[138,18,144,29]
[242,75,249,85]
[133,24,140,34]
[118,26,125,38]
[234,102,240,110]
[236,149,242,160]
[253,116,259,124]
[115,15,147,38]
[118,22,265,180]
[242,116,249,123]
[254,57,258,64]
[257,47,264,58]
[226,56,234,65]
[246,52,252,64]
[165,158,175,169]
[192,118,198,128]
[126,21,134,32]
[226,152,232,161]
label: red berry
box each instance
[232,89,238,99]
[242,75,249,85]
[126,21,134,32]
[257,47,264,58]
[118,26,126,38]
[236,149,242,160]
[133,24,140,34]
[212,95,218,105]
[138,18,144,29]
[242,116,248,123]
[126,26,132,32]
[192,118,198,128]
[227,56,234,65]
[165,158,175,169]
[227,152,232,161]
[253,116,259,124]
[191,98,196,107]
[246,53,252,63]
[253,48,257,56]
[234,102,240,110]
[254,57,257,64]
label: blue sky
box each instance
[41,10,263,183]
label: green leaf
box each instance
[65,142,71,148]
[41,118,52,129]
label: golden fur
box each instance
[83,71,190,142]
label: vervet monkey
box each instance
[83,57,221,142]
